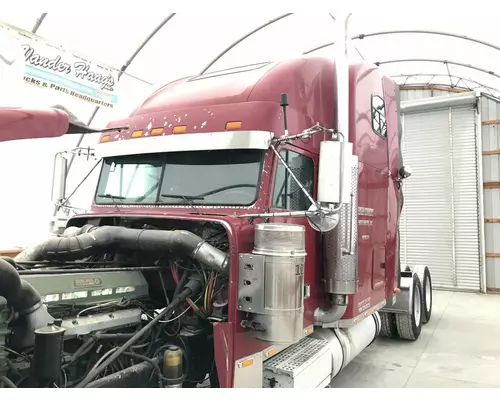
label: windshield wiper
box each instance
[161,194,203,215]
[98,194,126,200]
[98,194,125,212]
[194,184,257,197]
[160,194,205,200]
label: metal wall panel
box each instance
[450,106,482,291]
[480,94,500,291]
[400,89,433,101]
[400,94,482,292]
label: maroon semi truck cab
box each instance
[61,55,429,387]
[7,55,431,389]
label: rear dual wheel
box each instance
[379,312,398,338]
[395,274,423,341]
[416,266,432,324]
[379,273,424,341]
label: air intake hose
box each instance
[16,225,229,275]
[0,258,42,312]
[0,258,53,350]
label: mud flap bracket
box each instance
[379,270,416,316]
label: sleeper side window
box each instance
[272,150,314,211]
[371,94,387,139]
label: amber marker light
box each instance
[238,358,254,368]
[151,128,163,136]
[226,121,243,130]
[173,125,187,134]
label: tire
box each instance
[416,266,433,324]
[395,274,423,341]
[379,312,399,338]
[396,233,402,288]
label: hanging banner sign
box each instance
[0,21,119,108]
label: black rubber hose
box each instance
[85,357,160,388]
[0,256,22,269]
[94,333,137,341]
[13,225,96,264]
[22,226,229,275]
[173,270,189,300]
[162,270,189,328]
[11,281,42,312]
[63,337,98,368]
[122,352,163,387]
[0,376,17,388]
[0,258,21,303]
[13,245,44,264]
[0,258,41,312]
[76,277,202,388]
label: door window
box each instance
[272,150,314,211]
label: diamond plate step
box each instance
[263,336,329,378]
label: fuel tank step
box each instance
[262,313,381,388]
[263,336,331,388]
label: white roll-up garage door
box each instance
[399,92,483,292]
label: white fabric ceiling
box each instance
[1,10,499,248]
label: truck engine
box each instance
[0,217,230,388]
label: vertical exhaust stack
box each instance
[315,13,359,327]
[336,14,351,155]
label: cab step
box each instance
[263,336,331,388]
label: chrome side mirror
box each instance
[317,140,353,205]
[399,165,412,180]
[51,153,68,205]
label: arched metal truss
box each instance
[302,44,500,95]
[200,13,293,75]
[399,84,468,94]
[303,41,334,55]
[304,29,500,56]
[352,30,500,53]
[391,73,500,96]
[31,13,47,33]
[375,58,500,80]
[118,13,176,80]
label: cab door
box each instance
[382,76,401,296]
[368,92,389,291]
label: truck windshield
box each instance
[95,149,264,206]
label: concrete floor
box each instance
[330,290,500,388]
